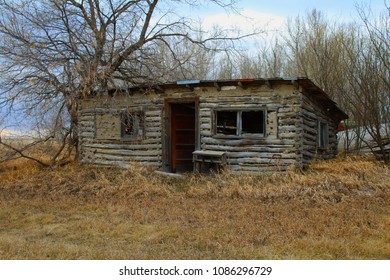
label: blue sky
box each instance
[1,0,387,134]
[198,0,386,18]
[237,0,385,18]
[184,0,387,46]
[188,0,386,32]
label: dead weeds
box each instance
[0,156,389,259]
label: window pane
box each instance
[319,122,329,147]
[216,111,237,135]
[242,111,264,134]
[122,113,135,136]
[121,111,143,138]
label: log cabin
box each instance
[78,77,348,173]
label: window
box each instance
[242,111,264,134]
[121,110,144,139]
[216,111,237,135]
[215,110,265,137]
[318,121,329,148]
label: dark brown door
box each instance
[171,103,196,173]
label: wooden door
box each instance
[171,103,195,173]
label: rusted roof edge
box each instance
[105,77,348,121]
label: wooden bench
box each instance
[192,150,227,173]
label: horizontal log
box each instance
[85,159,161,167]
[95,148,161,156]
[278,133,300,139]
[79,108,119,114]
[302,150,316,158]
[78,119,94,125]
[199,120,211,126]
[201,137,294,146]
[201,103,272,109]
[79,116,95,122]
[79,132,95,138]
[228,157,296,164]
[200,131,212,137]
[278,126,299,133]
[226,152,297,159]
[78,112,96,117]
[145,110,162,117]
[95,153,162,162]
[84,143,161,150]
[231,163,292,169]
[230,161,293,168]
[301,123,317,135]
[201,144,295,153]
[278,121,299,127]
[278,107,295,113]
[78,120,94,125]
[91,138,161,145]
[301,109,317,120]
[145,132,161,138]
[228,166,290,174]
[199,121,211,127]
[145,125,162,132]
[145,116,162,122]
[277,115,300,121]
[302,135,317,144]
[201,96,282,103]
[200,123,211,130]
[199,109,212,118]
[78,127,95,133]
[199,123,211,128]
[144,127,162,133]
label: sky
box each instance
[188,0,386,37]
[0,0,387,133]
[231,0,384,19]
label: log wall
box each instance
[299,93,339,167]
[78,82,340,172]
[197,84,301,173]
[78,94,164,168]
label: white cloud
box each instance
[0,129,42,139]
[201,9,286,37]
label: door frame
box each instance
[162,98,199,172]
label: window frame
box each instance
[318,121,329,148]
[213,108,266,138]
[120,110,145,140]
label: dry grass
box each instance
[0,156,389,259]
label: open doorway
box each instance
[170,102,196,173]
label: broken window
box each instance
[215,110,265,136]
[216,111,237,135]
[242,111,264,134]
[318,121,329,148]
[121,110,144,139]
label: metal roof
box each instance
[171,77,347,121]
[110,77,349,121]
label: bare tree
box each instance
[148,26,221,81]
[342,4,390,162]
[0,0,257,166]
[284,10,348,98]
[271,6,389,160]
[237,38,287,78]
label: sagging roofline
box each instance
[102,77,348,121]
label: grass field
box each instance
[0,156,389,259]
